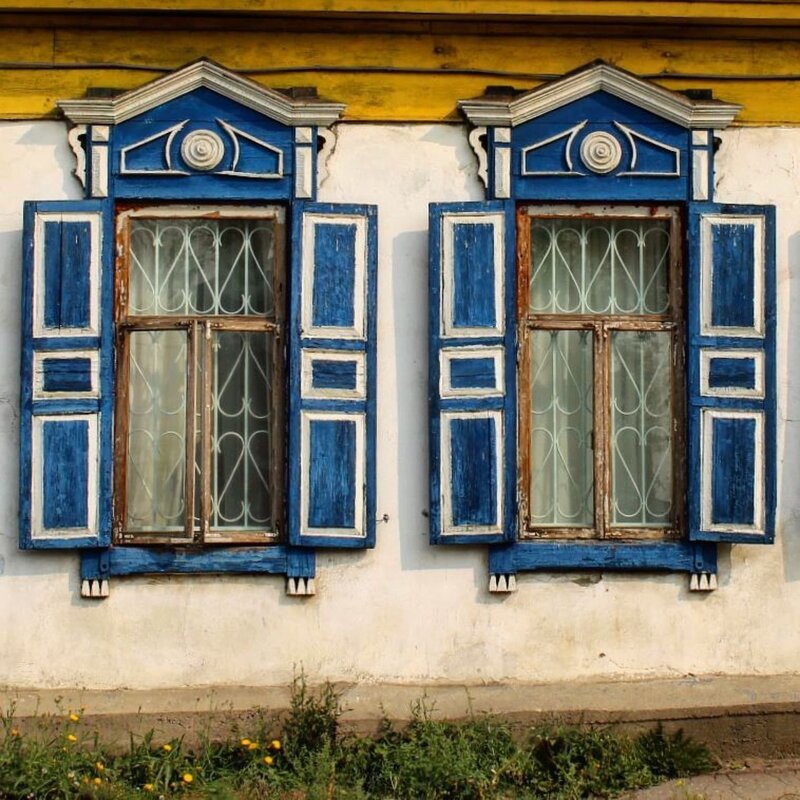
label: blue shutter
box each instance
[19,200,112,549]
[429,202,516,544]
[687,203,776,543]
[288,203,377,548]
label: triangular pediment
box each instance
[459,61,741,129]
[58,59,345,127]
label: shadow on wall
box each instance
[781,230,800,582]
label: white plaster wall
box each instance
[1,122,800,690]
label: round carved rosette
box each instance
[580,132,622,174]
[181,130,225,171]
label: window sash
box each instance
[113,207,285,546]
[517,206,685,540]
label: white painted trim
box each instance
[295,146,314,199]
[441,211,505,339]
[295,127,314,144]
[520,121,586,177]
[700,348,765,399]
[33,349,100,400]
[120,121,189,176]
[440,346,504,398]
[33,211,101,339]
[216,118,284,179]
[701,408,764,535]
[614,121,681,177]
[494,127,511,143]
[494,146,511,198]
[300,410,366,538]
[700,214,765,338]
[459,63,741,129]
[90,145,108,198]
[58,59,345,127]
[31,413,99,540]
[440,410,503,536]
[692,149,709,201]
[301,349,367,400]
[468,126,488,189]
[316,128,336,187]
[116,204,285,224]
[67,125,87,189]
[301,212,367,340]
[91,125,110,143]
[692,130,710,146]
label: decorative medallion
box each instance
[580,131,622,174]
[180,129,225,171]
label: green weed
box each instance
[0,683,714,799]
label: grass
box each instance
[0,677,715,800]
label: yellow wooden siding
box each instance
[2,24,800,122]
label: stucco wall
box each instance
[0,121,798,691]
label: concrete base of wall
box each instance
[3,675,800,759]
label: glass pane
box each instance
[611,331,673,527]
[129,218,276,317]
[211,331,274,531]
[530,329,594,527]
[125,330,187,532]
[529,218,670,315]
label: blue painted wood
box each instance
[711,222,756,329]
[450,416,498,527]
[42,418,89,530]
[449,356,496,389]
[490,540,717,574]
[308,418,356,529]
[42,357,93,393]
[312,222,357,329]
[20,200,112,550]
[708,356,757,390]
[112,88,295,201]
[452,222,496,329]
[311,359,358,391]
[289,203,377,549]
[429,201,516,546]
[688,203,776,545]
[711,416,756,525]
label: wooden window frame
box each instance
[113,205,286,547]
[517,204,686,541]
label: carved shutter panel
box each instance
[288,203,377,548]
[687,204,776,543]
[429,202,516,544]
[19,201,113,549]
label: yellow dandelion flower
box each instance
[92,777,102,786]
[143,784,154,792]
[182,773,194,784]
[263,755,274,766]
[248,742,259,751]
[69,713,80,722]
[270,739,282,750]
[66,733,77,743]
[96,761,104,772]
[9,728,19,737]
[162,743,172,752]
[82,776,89,784]
[240,737,251,747]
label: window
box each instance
[114,207,285,546]
[517,206,684,540]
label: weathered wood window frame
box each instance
[517,205,685,541]
[113,205,286,547]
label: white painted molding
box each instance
[81,579,110,599]
[459,62,741,129]
[689,573,717,592]
[58,59,345,127]
[467,126,488,188]
[286,577,316,596]
[317,128,336,187]
[489,574,517,593]
[67,125,87,188]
